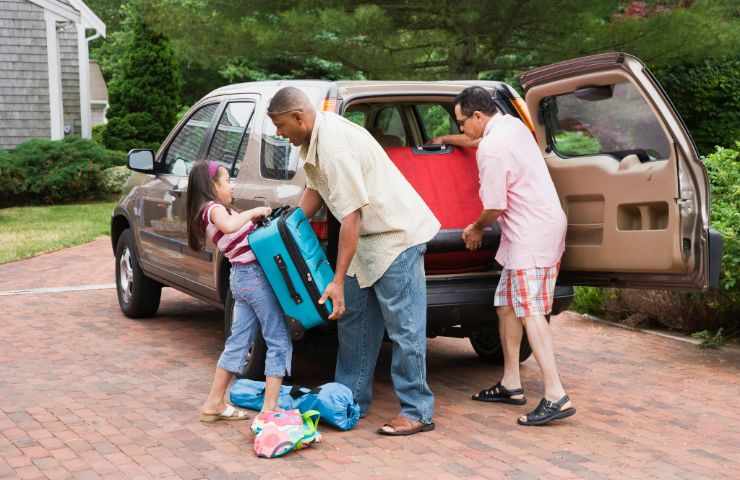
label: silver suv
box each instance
[112,53,722,377]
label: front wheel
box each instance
[115,229,162,318]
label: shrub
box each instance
[92,123,107,146]
[102,112,162,152]
[704,143,740,310]
[102,3,182,153]
[0,149,24,202]
[571,287,607,316]
[654,57,740,156]
[101,165,133,194]
[0,137,126,206]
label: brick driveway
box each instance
[1,239,739,480]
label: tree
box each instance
[654,57,740,154]
[148,0,739,86]
[102,2,183,152]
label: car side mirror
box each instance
[127,149,155,174]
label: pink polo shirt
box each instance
[477,114,567,269]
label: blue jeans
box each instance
[218,262,292,377]
[335,244,434,424]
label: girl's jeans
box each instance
[218,262,292,377]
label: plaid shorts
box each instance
[494,264,560,317]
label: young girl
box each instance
[186,160,292,422]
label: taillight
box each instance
[311,220,329,241]
[321,98,337,112]
[322,85,339,113]
[310,206,329,241]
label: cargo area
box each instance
[342,98,500,274]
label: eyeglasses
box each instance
[456,115,471,129]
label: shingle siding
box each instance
[58,21,80,137]
[0,0,50,149]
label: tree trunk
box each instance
[448,35,478,79]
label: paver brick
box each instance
[2,240,740,479]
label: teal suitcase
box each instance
[248,207,334,338]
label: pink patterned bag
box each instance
[252,409,321,458]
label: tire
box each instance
[224,285,266,381]
[469,327,533,364]
[469,314,551,364]
[115,229,162,318]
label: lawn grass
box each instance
[0,201,116,264]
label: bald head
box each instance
[267,87,317,147]
[268,87,315,115]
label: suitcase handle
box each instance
[274,254,303,305]
[288,385,322,399]
[253,205,291,228]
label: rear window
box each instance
[415,104,457,141]
[545,81,671,161]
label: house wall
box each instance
[58,20,81,137]
[0,0,51,149]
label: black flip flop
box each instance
[517,395,576,426]
[472,382,527,405]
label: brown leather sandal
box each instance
[377,415,436,436]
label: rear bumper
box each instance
[709,228,723,289]
[426,275,574,337]
[427,227,500,253]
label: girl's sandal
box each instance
[199,405,250,423]
[517,395,576,426]
[472,382,527,405]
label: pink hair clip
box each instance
[207,161,219,179]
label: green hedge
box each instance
[704,143,740,310]
[0,137,126,206]
[655,57,740,156]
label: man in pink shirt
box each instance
[456,86,576,426]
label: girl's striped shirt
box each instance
[201,201,256,264]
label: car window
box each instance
[415,104,457,141]
[374,106,407,146]
[260,115,300,180]
[546,81,671,160]
[163,103,219,176]
[344,110,366,127]
[207,102,256,177]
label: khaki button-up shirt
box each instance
[301,112,440,288]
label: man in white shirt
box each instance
[267,87,441,436]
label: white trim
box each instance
[45,10,64,140]
[77,25,91,138]
[0,284,115,297]
[68,0,106,37]
[29,0,80,23]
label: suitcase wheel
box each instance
[285,317,305,341]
